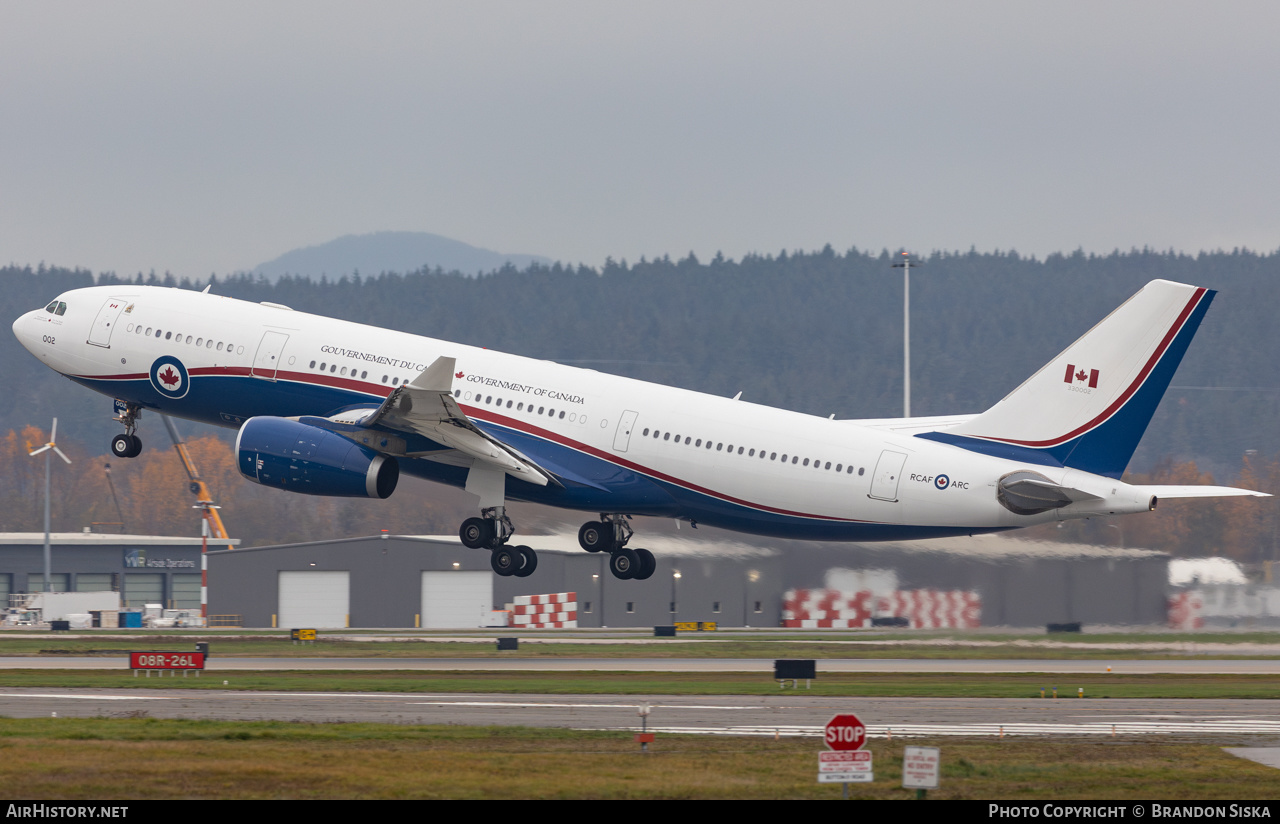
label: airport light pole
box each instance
[891,252,921,417]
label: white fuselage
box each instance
[12,284,1155,541]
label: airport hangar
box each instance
[0,531,238,609]
[0,531,1171,628]
[202,533,1171,629]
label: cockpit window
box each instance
[43,301,66,316]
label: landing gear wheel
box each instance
[110,434,131,458]
[578,521,614,553]
[111,434,141,459]
[490,546,519,576]
[632,548,656,580]
[609,548,640,580]
[460,517,495,549]
[513,545,538,578]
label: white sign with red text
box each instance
[902,746,940,789]
[818,750,873,783]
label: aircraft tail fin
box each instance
[919,280,1215,479]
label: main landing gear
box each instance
[459,507,537,578]
[578,514,656,580]
[110,402,143,458]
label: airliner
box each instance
[12,278,1266,580]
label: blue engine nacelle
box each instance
[235,416,399,498]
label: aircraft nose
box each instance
[13,311,40,354]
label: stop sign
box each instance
[825,714,867,751]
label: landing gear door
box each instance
[613,410,639,452]
[251,331,290,380]
[87,297,129,348]
[868,450,908,502]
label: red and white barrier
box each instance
[783,588,981,629]
[507,591,578,628]
[1167,590,1204,630]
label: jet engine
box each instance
[235,416,399,498]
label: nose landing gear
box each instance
[110,402,142,458]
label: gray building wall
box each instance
[0,533,226,608]
[206,533,1170,629]
[206,536,785,628]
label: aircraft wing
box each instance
[359,356,557,487]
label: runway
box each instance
[4,656,1280,673]
[4,688,1280,741]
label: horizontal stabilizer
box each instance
[997,471,1102,516]
[1138,485,1271,500]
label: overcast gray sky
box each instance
[3,1,1278,278]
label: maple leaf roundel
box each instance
[149,355,191,400]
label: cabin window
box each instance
[643,428,650,436]
[792,456,799,464]
[340,367,347,376]
[654,430,660,438]
[738,446,744,454]
[206,339,213,348]
[309,360,316,369]
[382,375,388,383]
[858,467,865,475]
[695,439,702,447]
[155,329,163,338]
[803,458,809,466]
[706,441,713,449]
[559,411,565,419]
[684,437,691,444]
[392,377,399,386]
[507,400,513,408]
[726,444,733,452]
[780,454,787,462]
[329,364,337,373]
[716,443,723,451]
[217,342,223,351]
[196,338,203,346]
[538,406,545,415]
[770,452,777,460]
[825,462,831,470]
[749,449,755,457]
[184,335,191,344]
[361,371,367,379]
[517,402,524,411]
[663,432,670,441]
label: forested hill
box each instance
[3,246,1279,478]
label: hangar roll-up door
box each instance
[421,572,492,628]
[278,571,350,627]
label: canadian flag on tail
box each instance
[1063,364,1099,388]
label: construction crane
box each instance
[160,414,234,552]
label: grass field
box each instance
[2,669,1280,698]
[4,628,1280,660]
[0,717,1276,799]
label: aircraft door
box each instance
[251,331,290,380]
[868,450,908,502]
[87,297,129,348]
[613,410,639,452]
